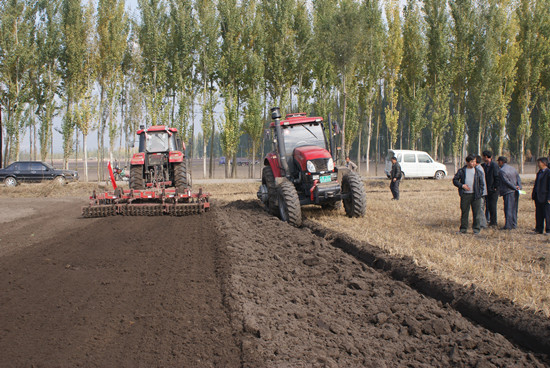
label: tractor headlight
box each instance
[327,158,334,171]
[307,160,316,173]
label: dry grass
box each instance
[1,178,548,316]
[303,179,550,317]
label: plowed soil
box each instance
[0,197,549,367]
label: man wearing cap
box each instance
[390,156,402,200]
[497,156,522,230]
[453,154,485,234]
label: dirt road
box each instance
[0,197,548,367]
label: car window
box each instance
[417,153,432,163]
[30,162,46,171]
[4,163,16,171]
[396,154,402,162]
[18,162,31,171]
[404,154,416,163]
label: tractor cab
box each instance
[267,114,334,180]
[130,125,189,191]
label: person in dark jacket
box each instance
[497,156,522,230]
[532,157,550,234]
[481,151,500,227]
[389,156,402,200]
[453,155,486,234]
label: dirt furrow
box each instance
[216,200,548,367]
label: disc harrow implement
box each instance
[82,187,210,218]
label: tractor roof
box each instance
[136,125,178,135]
[270,114,323,127]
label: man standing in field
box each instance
[453,155,485,234]
[389,156,402,200]
[532,157,550,234]
[345,157,358,172]
[497,156,522,230]
[481,151,500,227]
[475,155,488,228]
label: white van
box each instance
[384,150,447,180]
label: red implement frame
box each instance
[82,187,210,217]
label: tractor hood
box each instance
[293,146,332,171]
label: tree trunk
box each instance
[366,109,372,177]
[83,132,88,182]
[50,120,53,166]
[203,135,208,179]
[340,74,347,164]
[251,142,256,179]
[33,122,37,160]
[519,134,525,174]
[477,110,484,155]
[75,128,79,171]
[209,123,215,178]
[375,103,380,176]
[433,135,439,161]
[357,122,362,174]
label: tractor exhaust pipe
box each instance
[271,107,289,177]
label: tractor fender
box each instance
[131,153,145,165]
[265,154,282,178]
[169,151,185,163]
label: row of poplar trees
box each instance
[1,0,550,180]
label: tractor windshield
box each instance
[145,131,173,152]
[281,123,327,152]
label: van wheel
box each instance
[434,170,445,180]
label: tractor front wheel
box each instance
[277,179,302,227]
[174,160,190,191]
[341,173,366,218]
[262,166,279,216]
[129,165,145,190]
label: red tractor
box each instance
[82,125,209,218]
[257,107,366,227]
[129,125,190,191]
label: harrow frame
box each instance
[82,187,210,218]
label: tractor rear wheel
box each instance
[341,173,366,218]
[129,165,145,190]
[262,166,279,216]
[174,160,190,190]
[277,179,302,227]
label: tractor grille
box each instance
[311,158,329,172]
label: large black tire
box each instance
[262,166,279,216]
[341,173,367,218]
[129,165,145,190]
[277,179,302,227]
[174,160,190,190]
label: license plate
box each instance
[319,175,331,183]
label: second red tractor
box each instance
[258,107,366,227]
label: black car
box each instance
[0,161,79,187]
